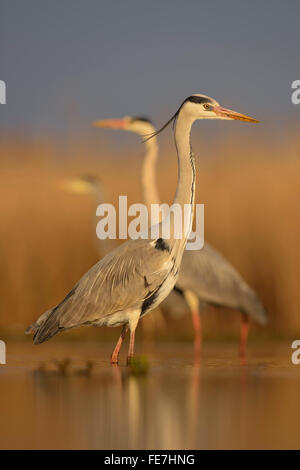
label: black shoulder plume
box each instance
[142,101,186,142]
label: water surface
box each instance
[0,341,299,449]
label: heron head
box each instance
[143,93,259,142]
[60,175,102,195]
[181,94,259,122]
[92,115,155,137]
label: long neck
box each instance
[173,112,196,210]
[141,137,160,211]
[158,111,196,250]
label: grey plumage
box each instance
[175,244,267,324]
[30,237,178,344]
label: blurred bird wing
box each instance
[177,242,267,323]
[178,243,242,292]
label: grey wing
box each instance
[25,308,53,335]
[31,238,172,343]
[176,242,268,324]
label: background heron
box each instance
[59,175,116,255]
[93,114,268,356]
[26,94,259,362]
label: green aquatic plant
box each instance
[128,355,150,377]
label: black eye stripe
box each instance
[185,95,214,105]
[81,175,101,184]
[130,116,153,125]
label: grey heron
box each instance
[26,94,259,363]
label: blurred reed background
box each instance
[0,128,299,340]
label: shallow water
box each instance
[0,341,299,449]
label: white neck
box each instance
[157,110,196,249]
[173,111,196,209]
[141,137,160,210]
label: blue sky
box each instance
[1,0,300,137]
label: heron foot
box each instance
[110,355,119,365]
[126,355,134,366]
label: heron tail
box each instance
[25,308,53,335]
[33,306,63,344]
[27,286,77,344]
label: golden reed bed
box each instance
[0,130,299,340]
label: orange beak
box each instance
[214,106,259,123]
[92,118,127,129]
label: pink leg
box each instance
[192,310,202,355]
[127,330,136,364]
[111,326,127,364]
[239,314,249,358]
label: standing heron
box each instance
[93,114,267,356]
[26,94,259,363]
